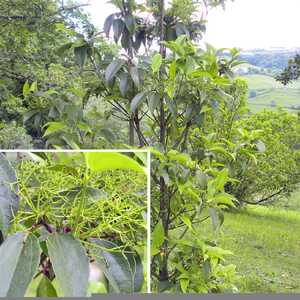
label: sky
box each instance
[84,0,300,50]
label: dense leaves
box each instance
[0,152,147,296]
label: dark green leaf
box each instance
[148,93,160,114]
[131,92,146,113]
[0,153,19,234]
[0,232,41,297]
[129,66,140,88]
[104,14,115,37]
[113,19,125,43]
[90,239,143,293]
[46,233,89,297]
[175,23,189,37]
[121,28,130,49]
[208,208,220,231]
[105,59,126,84]
[74,45,88,68]
[119,73,130,97]
[124,15,136,35]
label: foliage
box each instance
[276,54,300,85]
[0,122,33,149]
[0,152,147,296]
[1,0,299,295]
[234,110,300,204]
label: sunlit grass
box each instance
[197,191,300,293]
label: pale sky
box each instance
[84,0,300,50]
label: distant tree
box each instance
[276,54,300,85]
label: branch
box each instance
[241,187,286,205]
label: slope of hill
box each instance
[241,74,300,112]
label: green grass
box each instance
[241,74,300,113]
[198,191,300,293]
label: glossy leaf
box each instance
[90,239,143,293]
[22,81,30,98]
[0,232,41,297]
[129,66,140,88]
[148,93,160,114]
[46,233,89,297]
[124,15,136,34]
[131,92,146,113]
[104,14,115,37]
[105,59,125,84]
[113,19,125,43]
[43,122,66,137]
[119,72,130,97]
[85,152,145,174]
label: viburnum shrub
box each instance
[0,152,147,297]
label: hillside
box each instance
[241,74,300,112]
[197,191,300,293]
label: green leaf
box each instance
[130,92,146,113]
[77,122,92,134]
[0,232,41,297]
[151,221,164,256]
[90,239,143,293]
[85,152,145,174]
[113,19,125,43]
[151,53,162,73]
[215,169,228,191]
[104,14,115,37]
[208,207,221,231]
[30,81,38,93]
[180,215,193,232]
[175,23,189,37]
[23,81,30,98]
[43,122,66,137]
[124,15,136,34]
[119,72,130,97]
[129,66,140,88]
[148,93,160,114]
[214,193,235,207]
[0,153,19,234]
[23,110,39,124]
[37,276,58,297]
[57,42,73,56]
[46,233,89,297]
[169,60,177,81]
[74,45,88,68]
[105,59,125,84]
[180,278,189,293]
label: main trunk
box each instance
[158,0,169,283]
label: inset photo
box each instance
[0,151,149,297]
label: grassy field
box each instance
[198,190,300,293]
[242,74,300,113]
